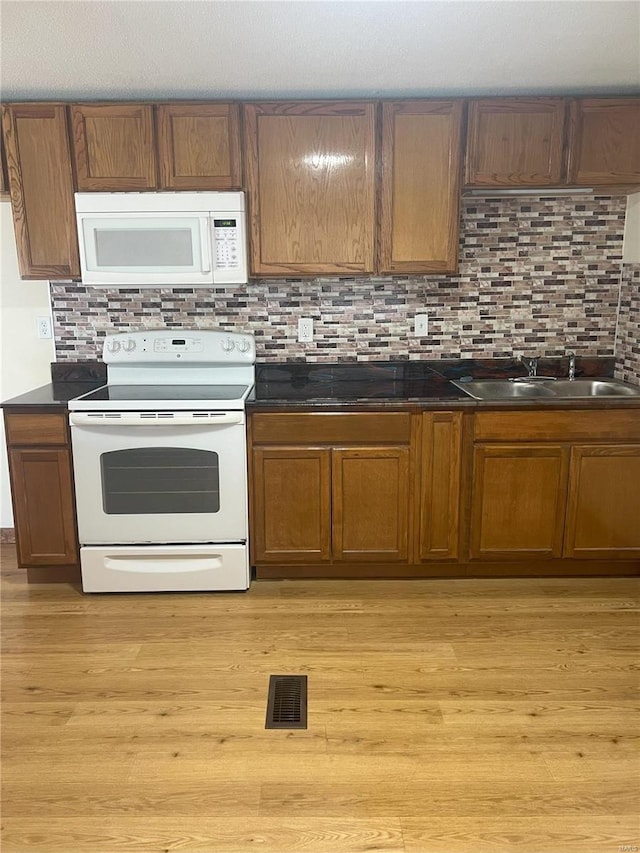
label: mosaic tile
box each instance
[615,264,640,386]
[50,195,629,364]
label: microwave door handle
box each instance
[199,218,211,273]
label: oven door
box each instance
[69,412,247,545]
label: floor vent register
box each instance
[265,675,308,729]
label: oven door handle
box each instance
[69,412,244,427]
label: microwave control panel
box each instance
[213,218,242,271]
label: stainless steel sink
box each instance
[548,379,640,397]
[451,377,640,400]
[451,380,556,399]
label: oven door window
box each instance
[101,447,220,514]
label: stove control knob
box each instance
[106,339,121,354]
[122,339,136,353]
[222,338,235,352]
[237,339,251,353]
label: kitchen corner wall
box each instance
[51,194,630,366]
[616,193,640,385]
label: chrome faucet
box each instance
[567,350,576,381]
[520,355,539,377]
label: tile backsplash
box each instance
[51,195,629,364]
[615,264,640,385]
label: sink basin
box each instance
[548,379,640,397]
[451,380,556,399]
[451,377,640,401]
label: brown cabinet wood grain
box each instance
[243,101,377,276]
[469,444,569,560]
[157,103,242,190]
[332,447,410,562]
[566,97,640,186]
[251,447,331,563]
[1,103,80,278]
[419,412,462,561]
[379,100,464,274]
[71,103,158,190]
[250,411,413,568]
[564,445,640,558]
[0,129,8,195]
[4,410,79,572]
[465,98,567,186]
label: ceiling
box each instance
[1,1,639,101]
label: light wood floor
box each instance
[1,544,638,853]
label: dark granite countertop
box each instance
[247,357,639,410]
[3,356,639,412]
[2,381,105,409]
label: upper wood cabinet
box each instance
[0,129,8,194]
[243,101,377,277]
[465,97,566,186]
[71,103,158,190]
[379,100,464,274]
[156,103,242,189]
[1,103,80,279]
[566,97,640,186]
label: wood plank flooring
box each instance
[1,543,638,852]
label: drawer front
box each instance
[4,412,68,446]
[474,410,640,443]
[251,412,412,445]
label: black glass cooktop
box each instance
[77,384,250,402]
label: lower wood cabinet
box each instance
[4,410,79,579]
[564,444,640,558]
[469,444,569,559]
[250,411,412,567]
[252,443,410,564]
[469,412,640,563]
[418,412,462,560]
[252,447,331,562]
[332,447,409,562]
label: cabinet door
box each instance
[332,447,410,562]
[71,103,157,190]
[465,98,566,186]
[0,130,8,194]
[1,104,80,278]
[419,412,462,560]
[8,448,78,566]
[564,445,640,558]
[252,448,331,562]
[157,103,242,190]
[566,98,640,186]
[470,444,569,560]
[379,100,464,274]
[243,101,376,276]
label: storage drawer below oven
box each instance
[80,544,249,592]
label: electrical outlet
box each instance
[414,314,429,337]
[37,316,52,339]
[298,317,314,343]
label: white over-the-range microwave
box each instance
[75,191,248,286]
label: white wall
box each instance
[623,192,640,263]
[0,200,55,527]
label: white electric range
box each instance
[68,329,255,593]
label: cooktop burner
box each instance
[69,383,253,411]
[77,384,250,402]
